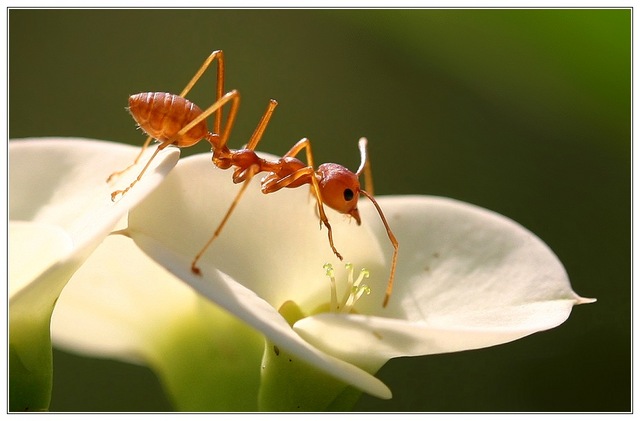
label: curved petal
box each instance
[9,221,73,299]
[10,137,180,242]
[9,137,180,309]
[294,196,594,369]
[52,233,267,411]
[51,233,198,364]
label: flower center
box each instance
[278,263,372,325]
[323,263,371,313]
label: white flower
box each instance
[53,231,268,411]
[50,151,592,411]
[9,138,178,411]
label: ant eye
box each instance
[343,188,355,202]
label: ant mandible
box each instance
[108,50,399,307]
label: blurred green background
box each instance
[9,9,629,412]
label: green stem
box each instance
[147,299,264,411]
[9,311,53,411]
[258,338,362,412]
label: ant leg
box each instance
[110,141,173,201]
[246,100,278,151]
[190,95,278,155]
[177,89,240,151]
[359,190,399,308]
[261,143,343,261]
[308,170,343,261]
[191,163,260,274]
[355,137,375,196]
[177,90,276,155]
[277,138,329,227]
[179,50,225,134]
[180,91,277,164]
[281,137,316,166]
[106,135,154,183]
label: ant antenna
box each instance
[356,138,398,307]
[356,137,375,195]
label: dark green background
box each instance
[9,9,630,412]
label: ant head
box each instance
[317,163,361,225]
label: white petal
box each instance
[10,138,180,247]
[51,233,198,364]
[294,196,593,368]
[9,137,179,310]
[9,221,73,299]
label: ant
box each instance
[108,50,399,307]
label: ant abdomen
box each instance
[128,92,208,147]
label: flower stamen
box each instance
[323,263,338,313]
[324,263,371,313]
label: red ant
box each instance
[108,50,398,307]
